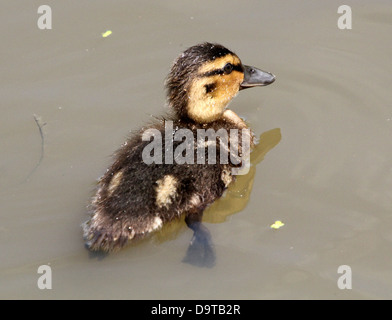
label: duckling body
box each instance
[82,43,275,263]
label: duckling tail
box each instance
[82,215,132,253]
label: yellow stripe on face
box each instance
[197,54,242,75]
[186,54,244,123]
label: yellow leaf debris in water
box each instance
[101,30,112,38]
[270,220,285,229]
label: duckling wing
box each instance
[83,136,229,252]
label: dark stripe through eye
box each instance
[200,64,243,77]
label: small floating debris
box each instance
[101,30,112,38]
[270,220,285,229]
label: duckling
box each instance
[82,42,275,266]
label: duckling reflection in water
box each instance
[154,127,281,267]
[82,43,276,267]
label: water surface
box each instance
[1,0,392,299]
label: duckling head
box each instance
[166,42,275,124]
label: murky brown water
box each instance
[1,0,392,299]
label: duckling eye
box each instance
[223,63,233,74]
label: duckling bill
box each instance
[82,43,275,266]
